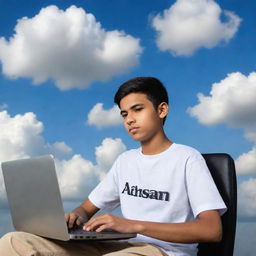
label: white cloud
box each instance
[0,110,126,203]
[87,103,122,128]
[188,72,256,175]
[56,137,125,200]
[0,110,71,204]
[238,178,256,219]
[50,142,72,158]
[0,110,72,162]
[0,111,72,161]
[55,155,97,201]
[0,5,143,90]
[188,72,256,140]
[152,0,241,56]
[95,137,126,175]
[235,147,256,175]
[0,110,40,161]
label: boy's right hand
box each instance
[65,211,88,229]
[65,200,99,229]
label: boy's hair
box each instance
[114,77,169,124]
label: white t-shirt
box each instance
[89,143,227,256]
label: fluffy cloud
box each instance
[95,137,126,175]
[56,137,126,200]
[152,0,241,56]
[55,155,97,201]
[0,110,72,162]
[187,72,256,140]
[0,110,71,204]
[188,72,256,175]
[87,103,122,128]
[190,81,256,235]
[238,178,256,219]
[0,5,142,90]
[0,110,126,204]
[235,147,256,175]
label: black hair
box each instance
[114,77,169,124]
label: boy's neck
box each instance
[140,133,173,155]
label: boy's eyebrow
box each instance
[120,103,144,115]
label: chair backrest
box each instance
[197,153,237,256]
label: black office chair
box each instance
[197,154,237,256]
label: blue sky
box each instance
[0,0,256,255]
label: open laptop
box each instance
[1,155,136,241]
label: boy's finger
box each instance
[85,218,106,231]
[68,213,78,228]
[76,216,85,226]
[96,223,110,233]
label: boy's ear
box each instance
[158,102,169,118]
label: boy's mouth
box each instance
[129,127,139,134]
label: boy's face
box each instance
[119,92,167,143]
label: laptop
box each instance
[1,155,136,241]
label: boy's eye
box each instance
[135,108,143,112]
[121,113,127,118]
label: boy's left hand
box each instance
[83,214,139,233]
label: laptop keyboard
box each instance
[69,228,120,234]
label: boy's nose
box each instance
[126,115,135,125]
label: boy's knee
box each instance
[1,231,31,242]
[1,231,17,245]
[0,232,16,253]
[0,231,36,256]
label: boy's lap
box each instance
[0,232,98,256]
[101,242,169,256]
[0,232,169,256]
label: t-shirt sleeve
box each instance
[88,158,120,211]
[185,154,227,218]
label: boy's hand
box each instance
[65,211,88,229]
[65,200,100,229]
[83,214,140,233]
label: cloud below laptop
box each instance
[55,138,126,200]
[0,5,142,90]
[0,110,126,205]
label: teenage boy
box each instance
[0,77,226,256]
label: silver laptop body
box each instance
[1,155,136,241]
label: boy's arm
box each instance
[84,209,222,243]
[137,210,222,243]
[65,199,99,228]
